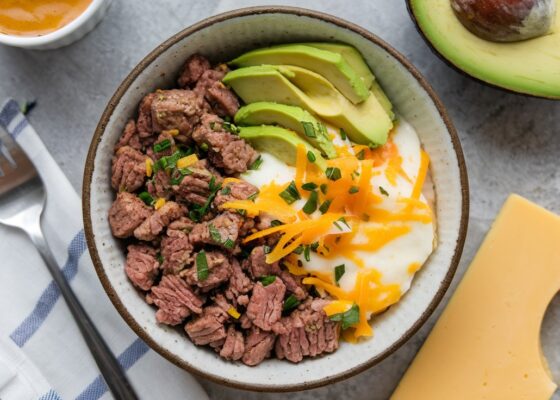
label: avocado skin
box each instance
[239,125,327,170]
[223,65,393,146]
[234,102,337,159]
[229,44,369,105]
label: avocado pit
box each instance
[451,0,556,42]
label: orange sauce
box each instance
[0,0,92,37]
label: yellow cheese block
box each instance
[391,194,559,400]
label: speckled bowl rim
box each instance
[405,0,560,101]
[83,6,469,392]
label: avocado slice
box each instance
[234,103,337,159]
[229,44,369,104]
[304,42,394,120]
[408,0,560,99]
[239,125,327,170]
[302,43,375,89]
[223,65,393,145]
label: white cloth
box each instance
[0,99,209,400]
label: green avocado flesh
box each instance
[410,0,560,99]
[229,44,370,104]
[234,102,337,159]
[239,125,327,170]
[223,65,393,146]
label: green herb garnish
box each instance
[138,191,155,206]
[189,177,222,222]
[170,168,192,185]
[196,251,209,281]
[263,245,271,254]
[325,167,342,181]
[334,264,345,285]
[223,121,240,134]
[260,275,276,286]
[199,143,209,152]
[307,151,316,163]
[283,294,300,312]
[320,183,328,195]
[329,303,360,329]
[156,253,164,264]
[356,149,365,160]
[302,121,316,138]
[279,181,301,204]
[209,223,222,243]
[339,128,347,140]
[301,182,318,191]
[224,238,235,249]
[249,155,263,170]
[153,139,172,153]
[302,191,318,214]
[303,245,311,262]
[221,186,231,195]
[349,186,359,194]
[379,186,389,196]
[319,199,332,214]
[271,220,283,227]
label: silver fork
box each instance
[0,127,138,400]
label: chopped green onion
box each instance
[318,123,329,138]
[260,275,276,286]
[349,186,360,194]
[170,168,192,185]
[310,242,319,252]
[196,251,209,281]
[339,217,350,229]
[247,192,259,201]
[368,142,379,150]
[189,179,222,222]
[271,220,283,227]
[208,176,217,191]
[293,245,304,255]
[209,121,216,130]
[221,186,231,195]
[334,264,345,285]
[325,167,342,181]
[302,191,318,214]
[329,303,360,329]
[319,199,332,214]
[356,149,365,160]
[303,245,311,262]
[283,294,300,312]
[199,143,209,151]
[279,181,301,204]
[320,184,328,195]
[379,186,389,196]
[153,139,171,153]
[302,121,316,138]
[249,155,263,170]
[224,116,232,122]
[138,191,155,205]
[156,253,164,264]
[223,121,240,134]
[307,151,316,163]
[263,245,271,254]
[209,223,222,244]
[20,100,37,116]
[339,128,347,140]
[301,182,318,191]
[224,238,235,249]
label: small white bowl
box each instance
[83,6,469,392]
[0,0,111,50]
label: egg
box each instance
[239,116,436,339]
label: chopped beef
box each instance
[115,119,141,151]
[214,180,258,208]
[147,275,203,325]
[224,258,253,306]
[173,160,222,205]
[219,326,245,361]
[136,93,156,138]
[242,327,276,366]
[246,278,286,331]
[108,192,151,238]
[182,250,232,292]
[167,216,196,233]
[275,299,341,363]
[134,201,185,241]
[125,244,160,291]
[185,305,228,346]
[245,246,281,279]
[178,54,211,88]
[192,113,258,174]
[279,271,307,301]
[160,229,193,275]
[195,68,240,117]
[111,146,147,192]
[188,211,244,250]
[151,89,203,136]
[146,168,172,200]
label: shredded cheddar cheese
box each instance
[154,198,166,210]
[176,154,198,169]
[145,158,153,177]
[227,306,241,319]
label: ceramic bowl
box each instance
[0,0,112,50]
[83,6,469,391]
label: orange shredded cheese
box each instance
[411,150,430,199]
[145,158,153,177]
[177,154,198,169]
[227,307,241,319]
[154,198,166,210]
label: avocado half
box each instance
[407,0,560,99]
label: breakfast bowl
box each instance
[83,6,469,391]
[0,0,112,50]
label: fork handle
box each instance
[26,220,139,400]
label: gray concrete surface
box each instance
[1,0,559,399]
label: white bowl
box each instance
[83,6,469,392]
[0,0,112,50]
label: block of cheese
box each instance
[391,194,559,400]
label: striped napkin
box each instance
[0,99,209,400]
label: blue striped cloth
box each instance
[0,99,208,400]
